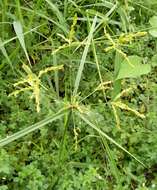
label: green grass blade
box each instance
[112,51,124,99]
[59,111,71,165]
[0,111,66,147]
[1,0,7,39]
[76,111,145,167]
[15,0,24,25]
[13,20,31,66]
[2,24,44,46]
[45,0,68,34]
[64,0,68,17]
[0,38,14,71]
[27,0,43,30]
[9,4,69,34]
[101,137,122,187]
[73,16,97,96]
[51,40,59,98]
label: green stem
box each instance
[112,51,124,100]
[101,137,122,188]
[58,110,71,165]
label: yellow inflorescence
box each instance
[69,13,78,43]
[104,31,147,67]
[118,32,147,44]
[9,64,63,112]
[111,85,145,128]
[112,101,145,119]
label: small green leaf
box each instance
[151,54,157,67]
[149,16,157,26]
[149,16,157,37]
[149,30,157,37]
[0,150,11,174]
[116,56,151,80]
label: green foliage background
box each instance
[0,0,157,189]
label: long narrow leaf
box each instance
[73,16,97,95]
[0,111,66,147]
[45,0,68,34]
[13,20,31,66]
[2,24,44,46]
[76,111,145,167]
[0,38,14,71]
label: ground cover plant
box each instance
[0,0,157,189]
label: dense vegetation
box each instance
[0,0,157,189]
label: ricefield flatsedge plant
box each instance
[0,14,148,165]
[1,0,157,189]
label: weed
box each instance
[0,0,157,189]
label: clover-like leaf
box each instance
[149,16,157,37]
[116,56,151,80]
[151,54,157,67]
